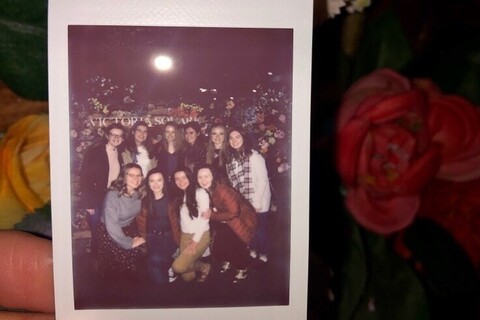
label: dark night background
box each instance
[68,26,293,107]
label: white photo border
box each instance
[48,1,312,319]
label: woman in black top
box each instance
[205,123,228,181]
[79,123,125,256]
[183,121,207,174]
[137,167,177,284]
[154,121,185,191]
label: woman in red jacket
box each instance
[196,164,258,283]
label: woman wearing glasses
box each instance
[96,163,146,277]
[79,123,126,257]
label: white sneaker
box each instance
[233,269,247,283]
[202,246,211,257]
[249,250,258,259]
[259,254,268,262]
[168,267,177,283]
[171,248,180,259]
[220,261,231,273]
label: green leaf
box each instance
[338,213,429,320]
[403,219,480,319]
[338,214,368,320]
[352,232,429,320]
[0,0,48,100]
[14,202,52,239]
[350,9,413,83]
[456,60,480,105]
[431,39,480,105]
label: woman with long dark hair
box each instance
[183,121,207,174]
[225,127,272,264]
[122,120,157,176]
[137,168,177,284]
[168,166,211,282]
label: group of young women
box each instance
[78,119,272,284]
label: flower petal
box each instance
[346,187,419,234]
[337,68,411,129]
[0,114,50,212]
[336,117,370,186]
[428,96,480,181]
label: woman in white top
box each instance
[168,166,211,282]
[122,121,157,176]
[226,127,271,263]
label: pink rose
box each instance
[336,69,441,234]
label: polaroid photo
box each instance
[48,1,312,319]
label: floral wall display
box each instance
[69,79,292,233]
[69,77,292,179]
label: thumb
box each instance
[0,230,54,314]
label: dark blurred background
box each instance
[309,0,480,319]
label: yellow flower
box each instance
[0,114,50,228]
[346,0,371,13]
[327,0,347,18]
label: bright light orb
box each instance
[154,55,173,71]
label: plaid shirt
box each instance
[226,156,254,204]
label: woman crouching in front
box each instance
[196,164,258,283]
[96,163,146,279]
[169,166,212,282]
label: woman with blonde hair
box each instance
[205,124,228,180]
[154,121,186,190]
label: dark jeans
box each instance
[250,211,270,256]
[146,232,177,284]
[211,223,252,270]
[87,206,102,255]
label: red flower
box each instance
[337,69,441,234]
[427,95,480,181]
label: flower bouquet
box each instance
[311,0,480,319]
